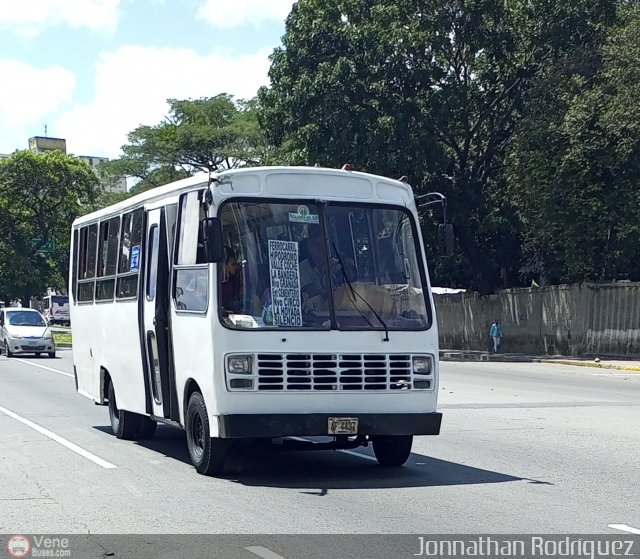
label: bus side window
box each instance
[96,216,120,301]
[77,224,98,303]
[174,191,209,312]
[176,191,201,266]
[117,208,143,299]
[71,230,79,302]
[175,268,208,312]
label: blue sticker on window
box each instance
[131,245,140,271]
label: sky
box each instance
[0,0,293,159]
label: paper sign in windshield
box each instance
[288,205,319,224]
[268,240,302,327]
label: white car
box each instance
[0,307,56,358]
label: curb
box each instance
[440,351,640,372]
[539,359,640,372]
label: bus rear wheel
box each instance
[186,392,229,476]
[108,382,142,440]
[372,435,413,467]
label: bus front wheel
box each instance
[186,392,229,476]
[372,435,413,467]
[108,382,141,440]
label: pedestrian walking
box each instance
[490,319,503,353]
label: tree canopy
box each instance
[507,2,640,284]
[258,0,623,292]
[22,0,638,299]
[101,94,273,195]
[0,150,99,304]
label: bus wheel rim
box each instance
[191,413,204,458]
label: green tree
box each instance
[0,150,99,305]
[507,2,640,284]
[259,0,616,292]
[102,95,274,192]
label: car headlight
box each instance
[227,354,252,374]
[413,356,432,374]
[44,331,53,340]
[10,334,22,340]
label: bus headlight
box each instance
[227,354,252,374]
[412,356,432,374]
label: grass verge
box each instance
[52,331,72,346]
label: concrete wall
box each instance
[435,282,640,356]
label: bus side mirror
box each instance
[438,223,454,257]
[200,217,225,263]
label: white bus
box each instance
[70,166,443,475]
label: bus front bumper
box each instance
[217,412,442,439]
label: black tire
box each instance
[48,352,56,358]
[108,382,140,440]
[137,416,157,439]
[372,435,413,467]
[5,341,13,358]
[186,392,229,476]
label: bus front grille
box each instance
[255,353,422,391]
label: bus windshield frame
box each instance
[217,198,433,332]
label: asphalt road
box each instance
[0,350,639,540]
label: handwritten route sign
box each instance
[268,240,302,327]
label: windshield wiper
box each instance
[332,242,390,342]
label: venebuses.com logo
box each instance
[7,535,31,558]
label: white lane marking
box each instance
[0,404,117,469]
[244,546,289,559]
[288,437,379,462]
[609,524,640,535]
[14,358,74,378]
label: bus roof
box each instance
[73,166,414,227]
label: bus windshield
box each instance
[219,200,431,331]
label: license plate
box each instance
[328,417,358,435]
[28,341,39,346]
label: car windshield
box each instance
[7,311,46,327]
[218,200,431,330]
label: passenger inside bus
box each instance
[220,247,242,313]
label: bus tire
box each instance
[372,435,413,467]
[137,416,157,439]
[186,392,229,476]
[108,382,139,440]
